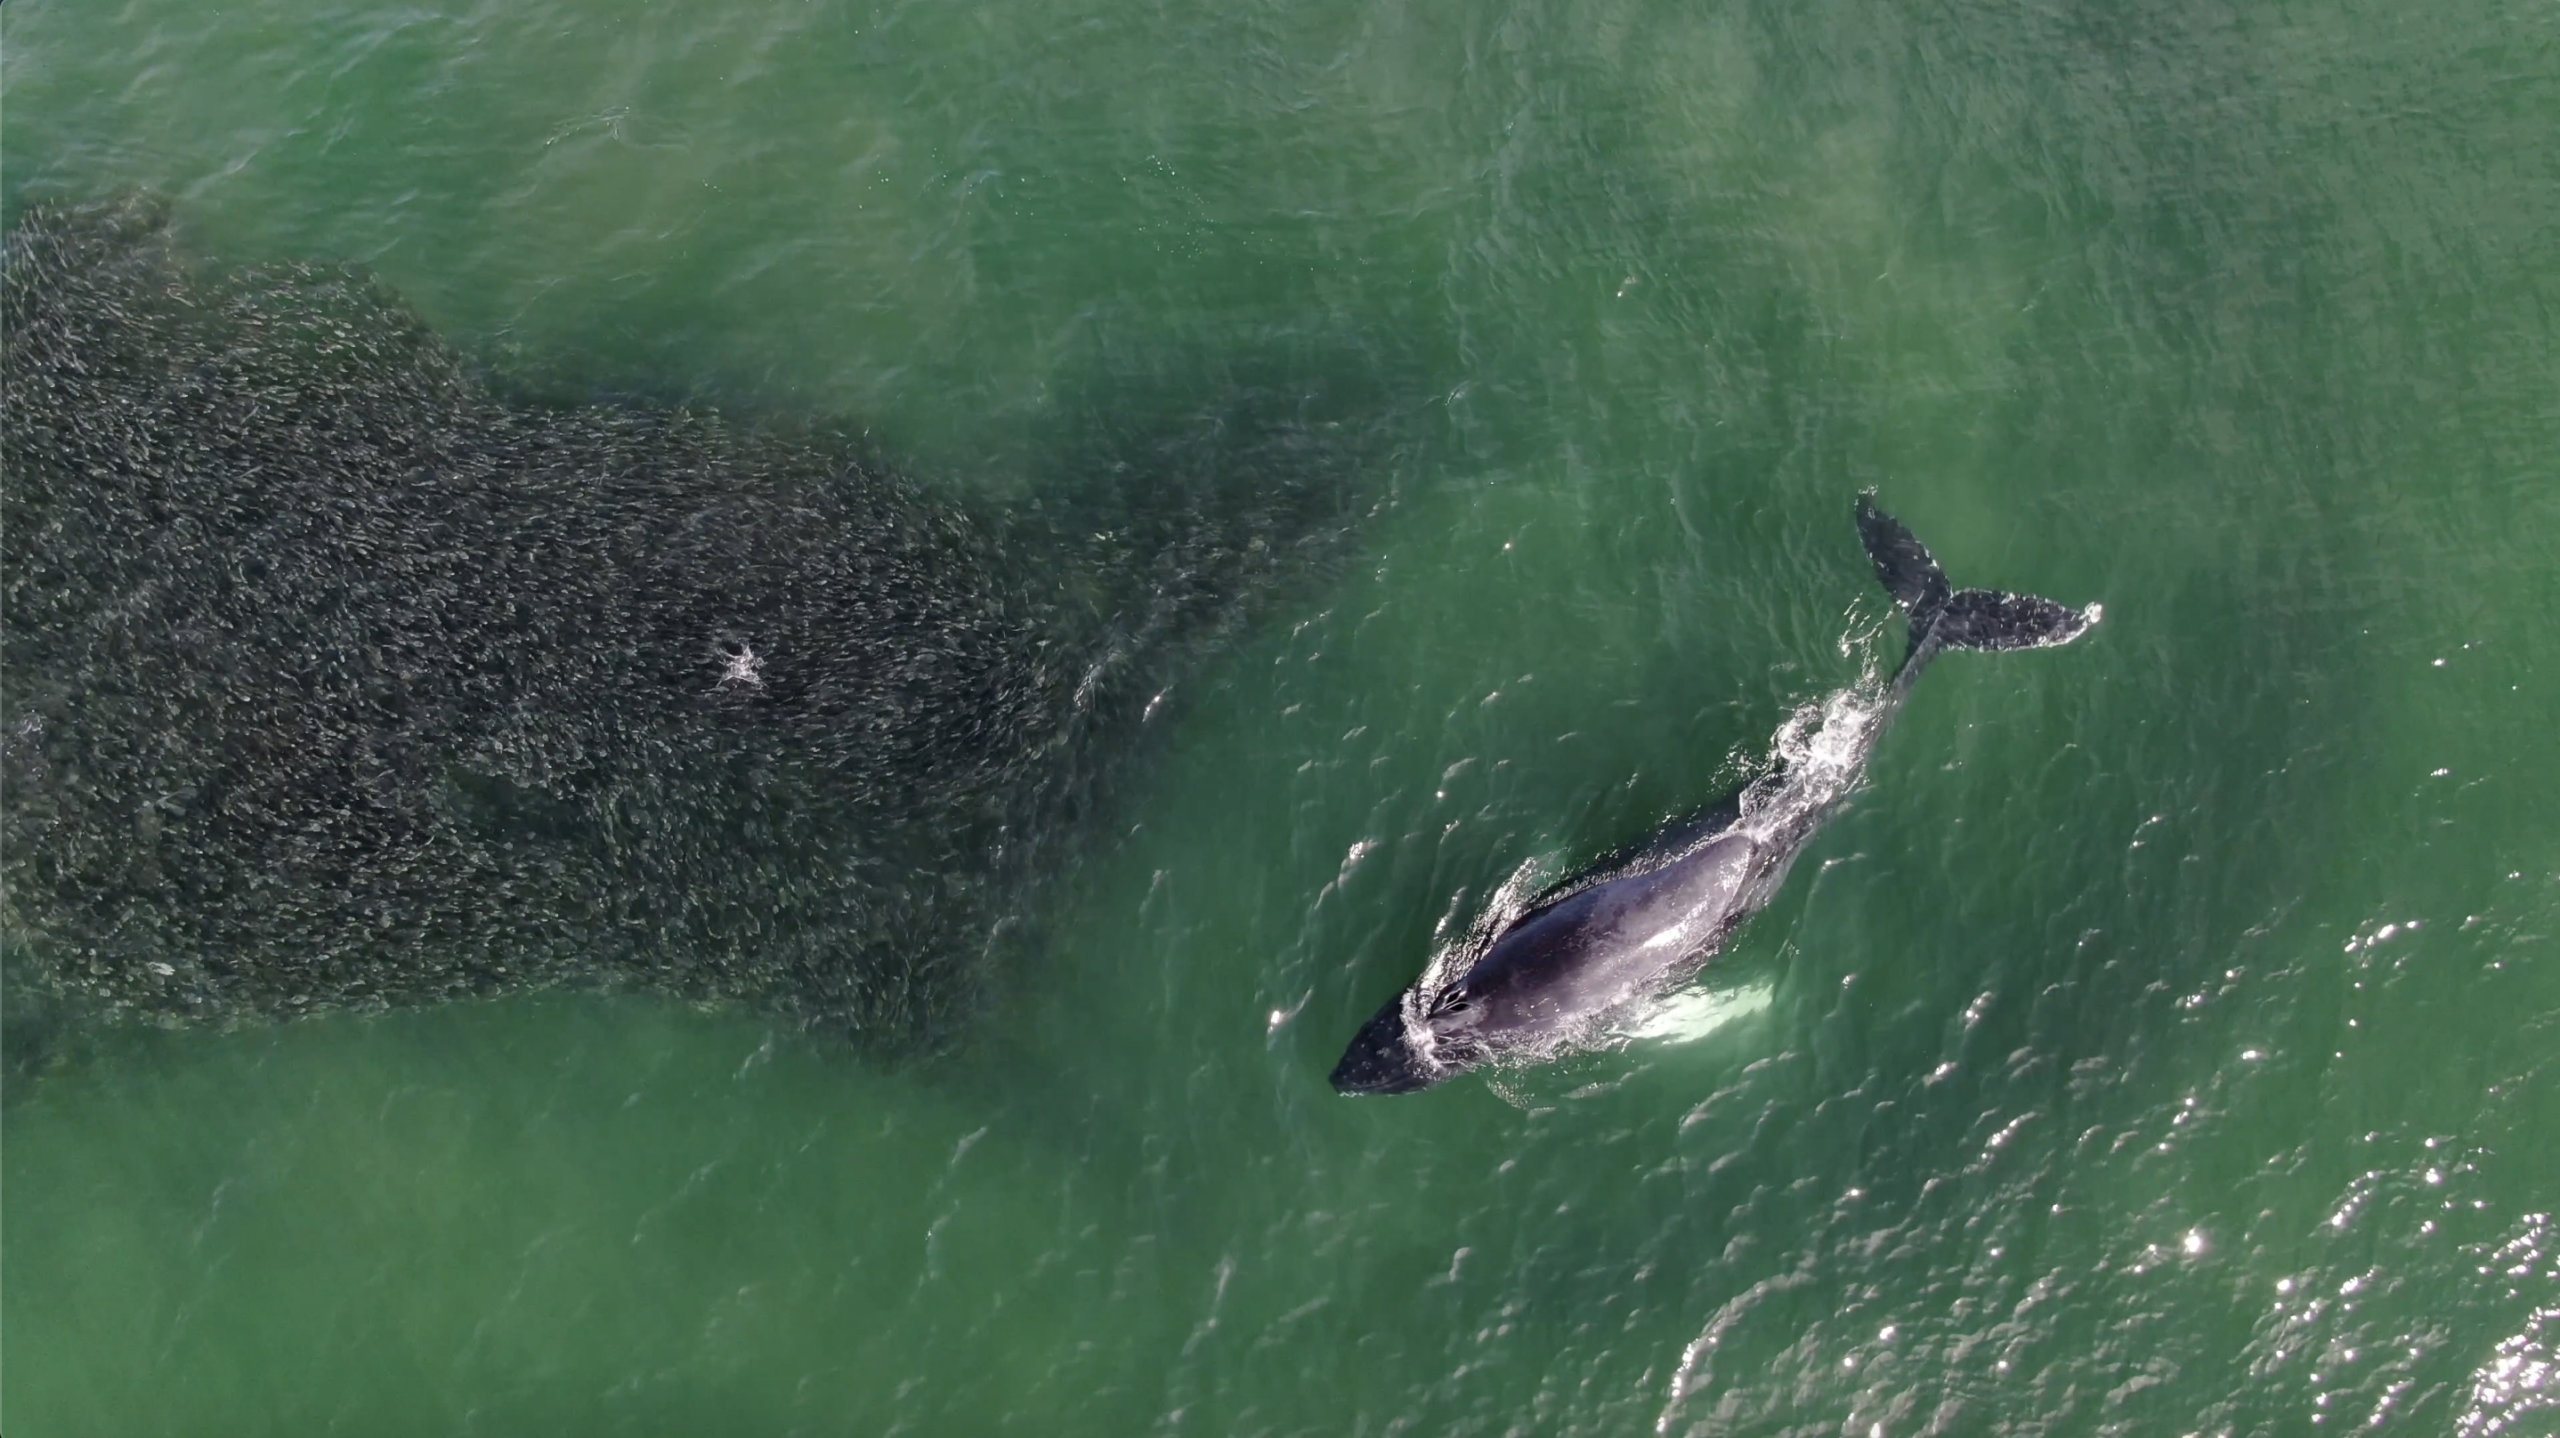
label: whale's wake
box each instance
[1738,654,1892,843]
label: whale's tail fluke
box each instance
[1855,491,2098,664]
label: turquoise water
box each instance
[6,0,2558,1431]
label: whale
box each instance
[1330,494,2100,1095]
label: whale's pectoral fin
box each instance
[1934,589,2099,651]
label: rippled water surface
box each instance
[6,0,2557,1431]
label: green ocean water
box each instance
[4,0,2557,1430]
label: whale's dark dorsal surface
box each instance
[1330,494,2098,1095]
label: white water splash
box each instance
[1414,855,1555,1000]
[1398,855,1561,1077]
[1738,657,1891,842]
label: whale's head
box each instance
[1330,999,1434,1094]
[1330,986,1489,1095]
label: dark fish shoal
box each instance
[1,197,1382,1066]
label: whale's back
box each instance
[1455,828,1762,1050]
